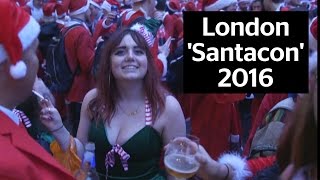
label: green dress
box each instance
[88,99,166,180]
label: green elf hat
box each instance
[130,18,162,47]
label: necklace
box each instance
[118,103,142,117]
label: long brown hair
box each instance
[88,28,167,125]
[277,70,318,179]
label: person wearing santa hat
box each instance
[0,0,74,179]
[262,0,285,11]
[237,0,250,11]
[164,0,183,55]
[92,0,119,47]
[56,0,95,137]
[22,0,44,23]
[249,0,264,11]
[121,0,132,10]
[204,0,238,11]
[89,0,103,33]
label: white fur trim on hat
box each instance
[101,0,111,12]
[90,0,101,9]
[204,0,237,11]
[10,61,27,79]
[218,153,252,180]
[0,16,40,79]
[69,0,90,16]
[166,1,178,12]
[0,16,40,64]
[158,53,168,78]
[19,17,41,51]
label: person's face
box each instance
[238,1,249,11]
[147,0,156,17]
[85,8,92,23]
[251,1,263,11]
[33,0,43,8]
[89,5,100,17]
[20,39,40,100]
[225,3,238,11]
[124,0,132,5]
[102,9,110,17]
[111,34,148,81]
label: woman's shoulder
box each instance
[162,95,183,116]
[164,95,180,108]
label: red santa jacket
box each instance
[0,111,75,180]
[184,94,245,159]
[64,22,95,103]
[166,13,183,53]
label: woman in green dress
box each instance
[40,28,186,180]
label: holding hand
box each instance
[104,12,118,26]
[39,99,63,133]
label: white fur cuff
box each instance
[218,153,252,180]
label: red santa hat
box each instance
[101,0,111,11]
[0,0,40,79]
[204,0,237,11]
[68,0,90,16]
[101,0,120,11]
[43,2,56,17]
[42,2,57,22]
[309,16,317,52]
[167,0,181,12]
[184,1,196,11]
[94,0,104,6]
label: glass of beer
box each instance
[164,135,200,179]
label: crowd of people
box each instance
[0,0,317,179]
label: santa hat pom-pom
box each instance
[10,61,27,79]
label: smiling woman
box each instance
[41,28,187,180]
[111,34,148,81]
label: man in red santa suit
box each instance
[166,0,183,53]
[204,0,238,11]
[0,1,74,179]
[92,0,120,46]
[57,0,95,136]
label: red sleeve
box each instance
[243,93,289,156]
[92,20,117,47]
[247,155,276,176]
[150,40,164,76]
[75,29,95,73]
